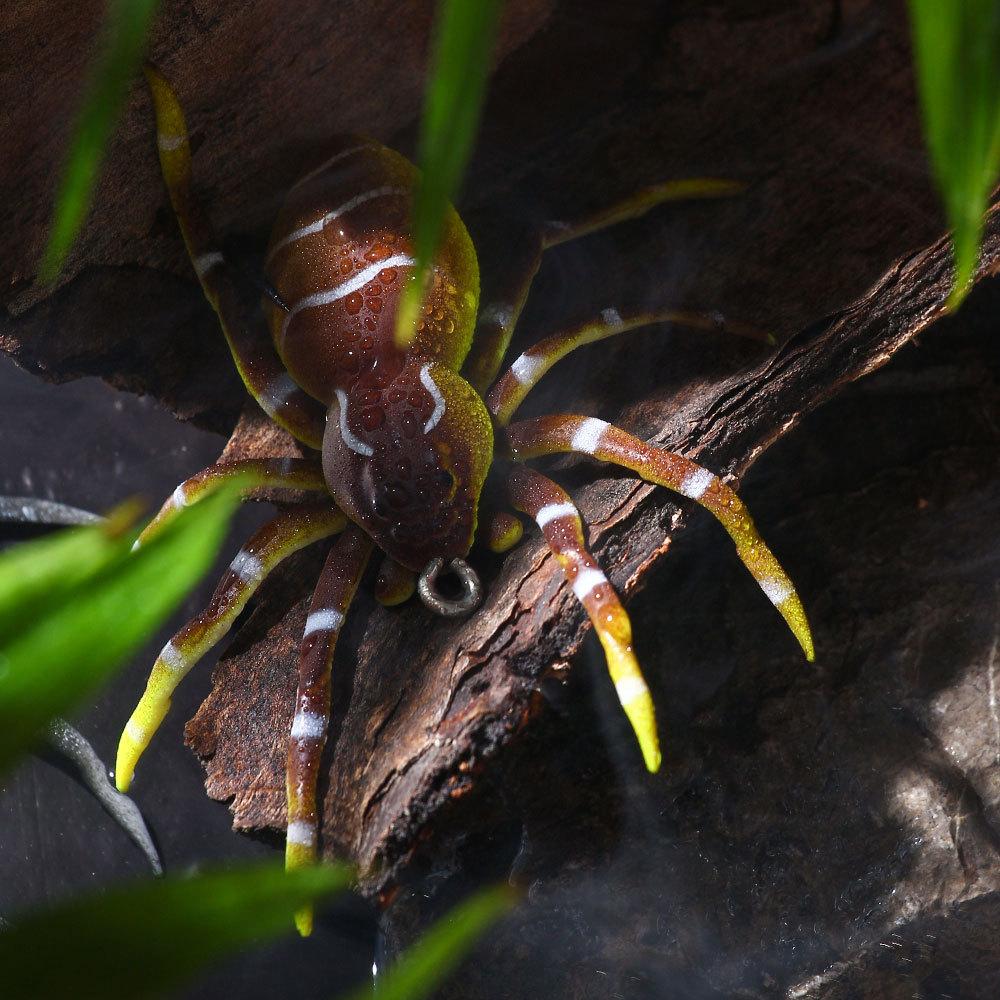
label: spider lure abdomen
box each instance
[264,138,492,571]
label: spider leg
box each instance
[464,178,744,392]
[486,306,771,426]
[286,525,372,936]
[374,556,416,606]
[115,503,347,792]
[485,510,524,553]
[145,65,326,448]
[507,465,660,773]
[505,415,814,661]
[133,458,327,549]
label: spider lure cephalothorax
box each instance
[117,68,814,934]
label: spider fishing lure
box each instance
[117,67,814,934]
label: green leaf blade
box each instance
[0,863,352,999]
[395,0,503,346]
[0,502,138,641]
[39,0,160,282]
[0,482,244,772]
[348,885,515,1000]
[909,0,1000,309]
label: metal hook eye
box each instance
[417,557,483,617]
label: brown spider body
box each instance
[118,66,814,936]
[264,137,491,572]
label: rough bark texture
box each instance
[4,3,1000,992]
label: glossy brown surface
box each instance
[265,140,479,405]
[322,359,493,569]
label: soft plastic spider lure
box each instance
[118,67,814,934]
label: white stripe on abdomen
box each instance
[282,254,415,343]
[267,186,406,264]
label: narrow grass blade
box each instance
[347,885,516,1000]
[0,862,352,999]
[39,0,160,282]
[909,0,1000,309]
[0,482,244,772]
[395,0,503,346]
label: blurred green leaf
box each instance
[0,500,139,639]
[346,885,516,1000]
[0,862,352,999]
[395,0,503,346]
[0,482,243,773]
[40,0,159,282]
[909,0,1000,309]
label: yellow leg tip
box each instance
[115,740,138,793]
[603,638,662,775]
[640,738,662,773]
[631,711,662,773]
[375,590,410,607]
[374,579,415,607]
[294,906,314,937]
[115,695,170,793]
[375,559,416,606]
[286,834,321,939]
[785,601,815,662]
[287,842,316,936]
[619,686,661,773]
[487,513,524,554]
[768,588,815,664]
